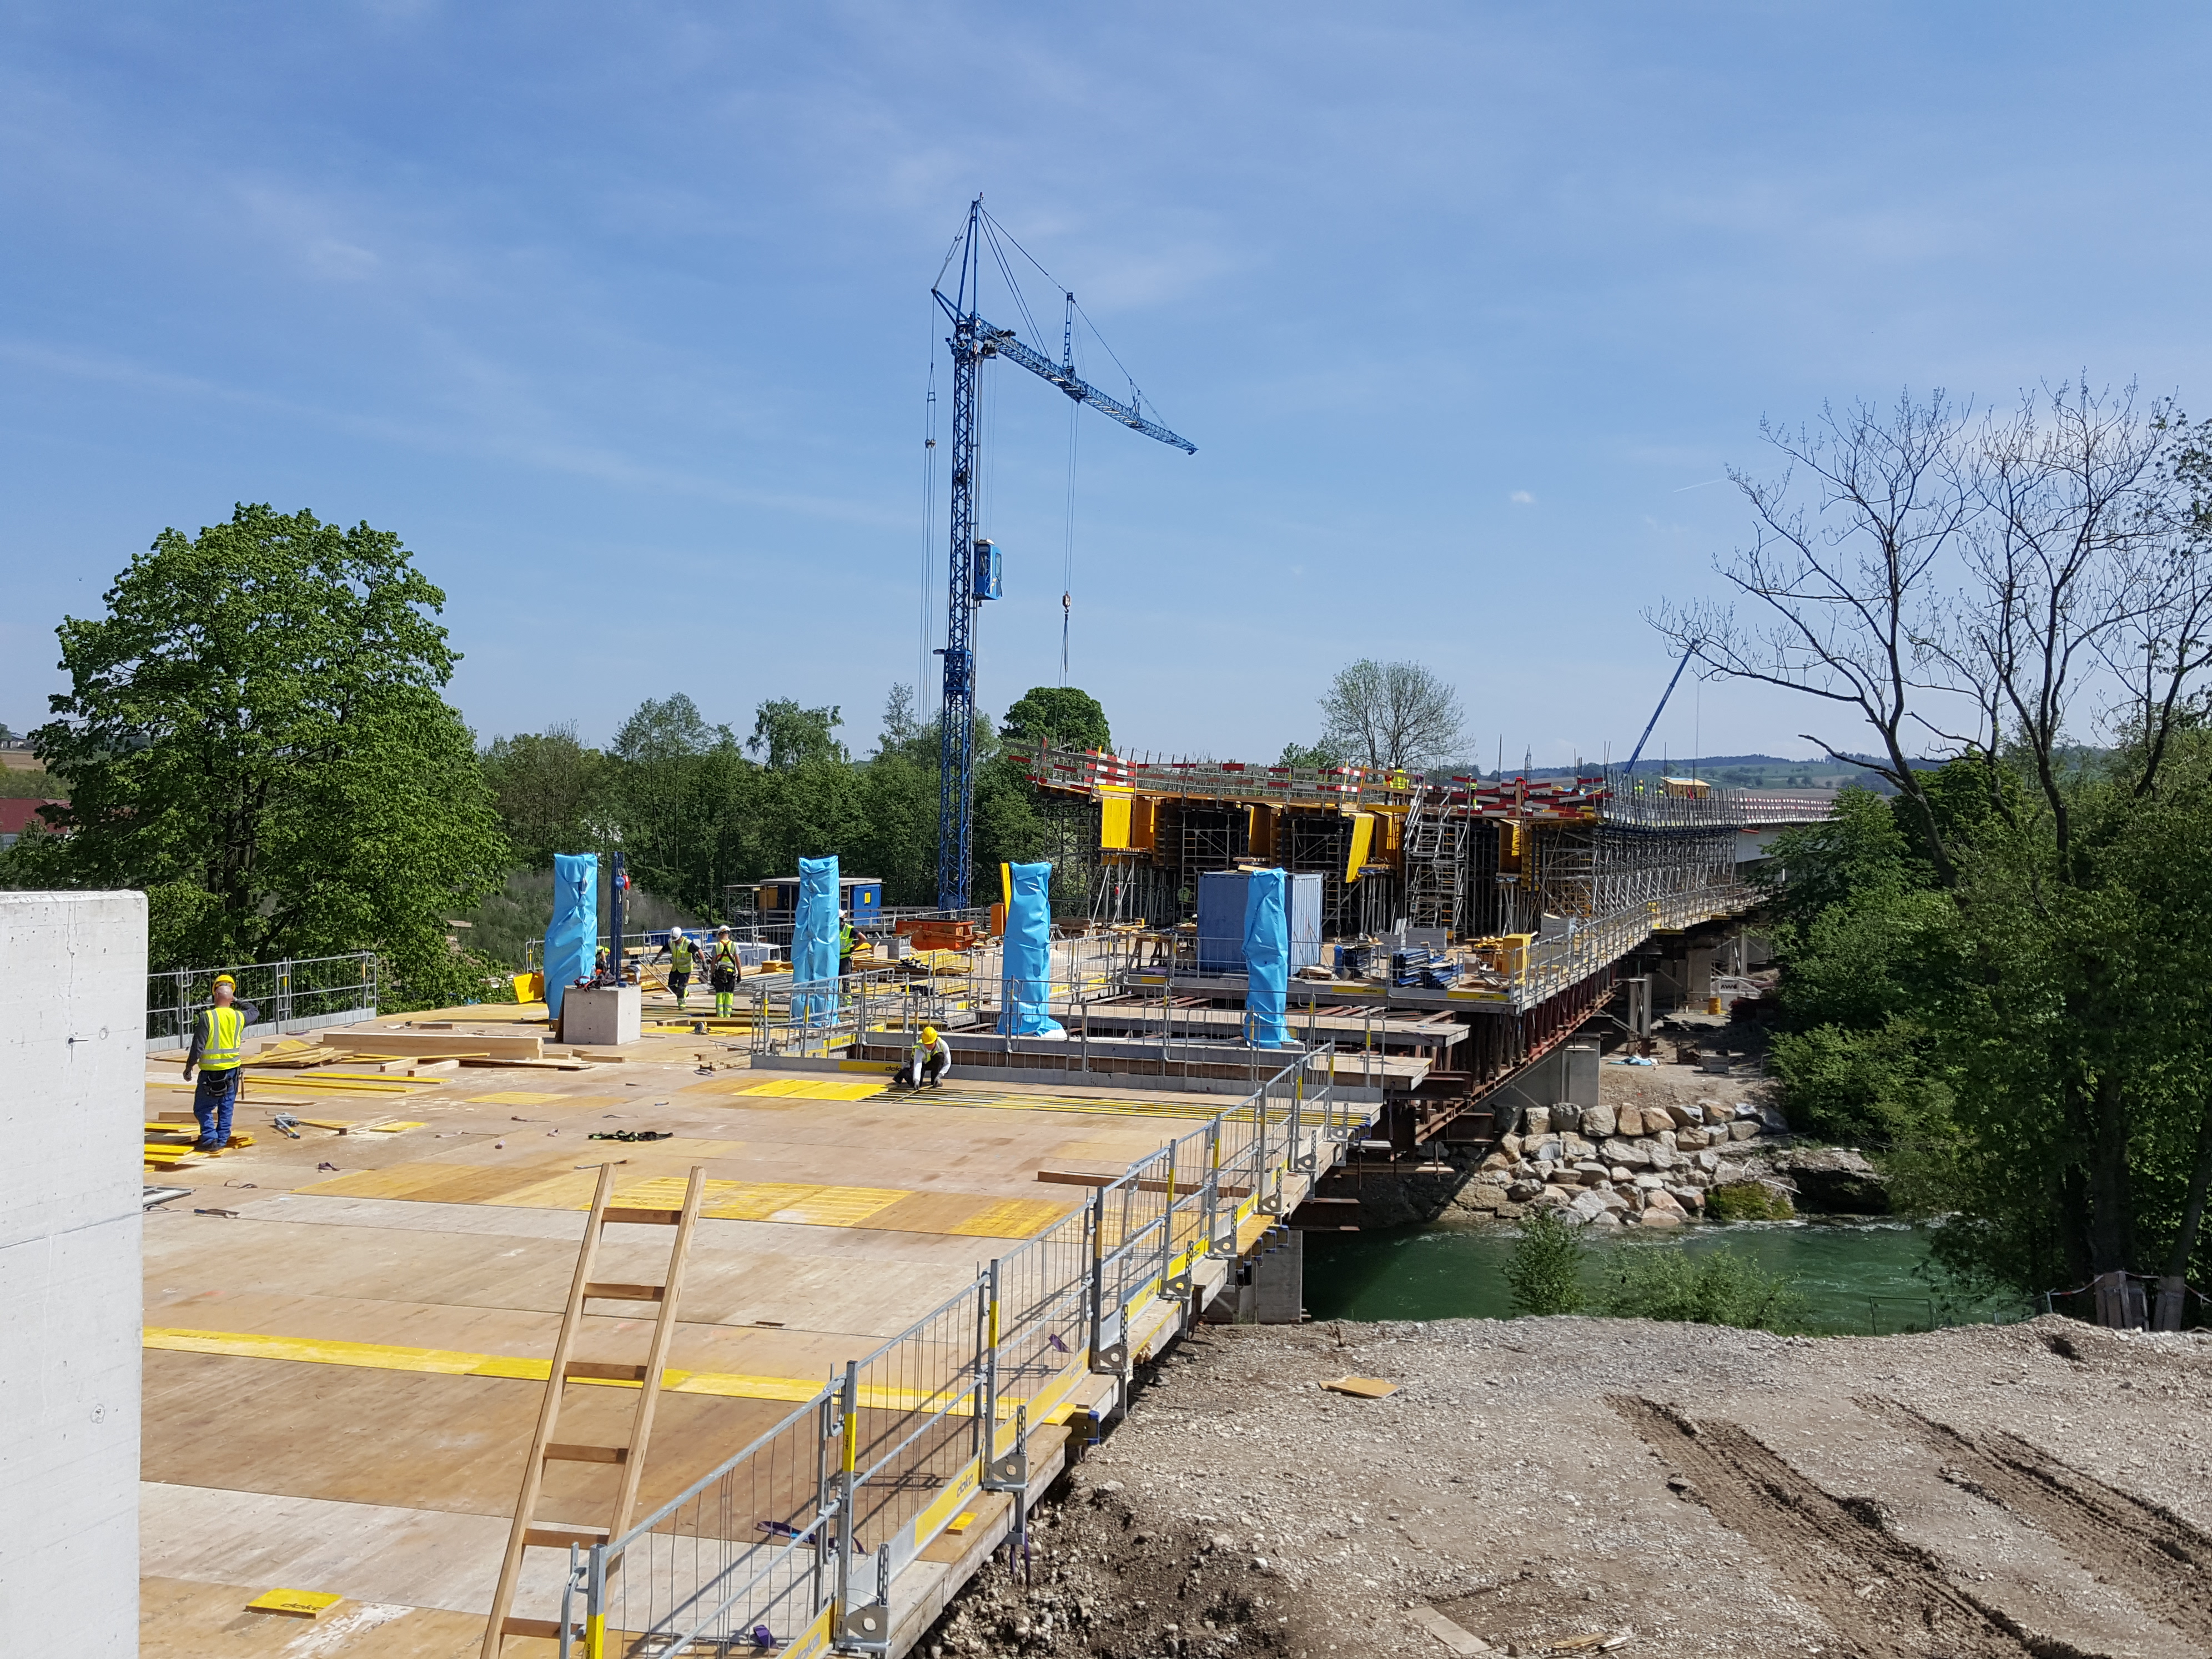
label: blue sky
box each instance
[4,3,2209,770]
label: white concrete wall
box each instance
[1,891,147,1656]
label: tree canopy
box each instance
[1313,659,1464,772]
[8,505,509,1004]
[1002,686,1110,754]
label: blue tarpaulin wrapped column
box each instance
[792,855,841,1026]
[1242,867,1295,1047]
[998,861,1065,1037]
[544,854,598,1020]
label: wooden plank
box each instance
[338,1030,545,1061]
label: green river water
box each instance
[1303,1218,2028,1334]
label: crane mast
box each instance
[931,197,1194,909]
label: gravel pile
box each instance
[924,1315,2212,1658]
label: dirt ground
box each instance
[924,1315,2212,1659]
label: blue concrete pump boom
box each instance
[1625,641,1701,777]
[930,197,1195,910]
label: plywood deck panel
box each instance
[138,1029,1319,1653]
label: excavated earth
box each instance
[923,1316,2212,1659]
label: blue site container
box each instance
[1196,869,1323,974]
[973,538,1002,601]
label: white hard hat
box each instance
[670,926,683,937]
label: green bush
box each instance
[1598,1244,1811,1331]
[1705,1181,1796,1222]
[1505,1210,1589,1316]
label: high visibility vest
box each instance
[198,1005,245,1070]
[841,924,858,957]
[712,943,738,969]
[670,937,695,971]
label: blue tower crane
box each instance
[931,197,1195,909]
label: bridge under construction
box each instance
[18,765,1833,1659]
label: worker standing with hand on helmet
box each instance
[901,1025,951,1090]
[709,926,741,1018]
[182,973,260,1153]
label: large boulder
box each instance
[1772,1148,1891,1215]
[1457,1183,1509,1212]
[1615,1105,1649,1137]
[1675,1125,1711,1151]
[1728,1120,1761,1142]
[1523,1105,1552,1137]
[1581,1103,1617,1139]
[1661,1103,1698,1129]
[1602,1137,1652,1168]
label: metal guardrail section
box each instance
[145,952,379,1050]
[569,1049,1351,1658]
[1016,741,1838,831]
[1506,884,1758,1011]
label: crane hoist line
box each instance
[930,195,1196,911]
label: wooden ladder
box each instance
[482,1162,708,1656]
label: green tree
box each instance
[1597,1244,1811,1331]
[480,723,609,868]
[13,504,509,1006]
[1504,1211,1588,1315]
[1002,686,1111,754]
[1276,739,1345,770]
[749,699,846,768]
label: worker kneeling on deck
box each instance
[899,1025,951,1090]
[182,973,259,1153]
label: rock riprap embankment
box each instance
[1451,1099,1789,1228]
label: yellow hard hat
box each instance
[212,974,235,989]
[922,1025,938,1042]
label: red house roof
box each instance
[0,798,67,836]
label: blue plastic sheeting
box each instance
[998,861,1065,1037]
[544,854,598,1019]
[1241,867,1295,1048]
[792,856,841,1025]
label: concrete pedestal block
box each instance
[562,984,641,1046]
[1563,1038,1601,1108]
[1,891,146,1657]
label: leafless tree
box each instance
[1927,383,2193,868]
[1652,391,1978,881]
[1318,660,1464,772]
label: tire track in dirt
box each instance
[1611,1396,2106,1658]
[1859,1396,2212,1648]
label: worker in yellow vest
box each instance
[657,927,697,1010]
[709,927,742,1018]
[182,973,259,1153]
[898,1025,951,1090]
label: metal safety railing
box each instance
[557,1047,1356,1658]
[145,952,379,1052]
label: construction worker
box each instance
[709,926,741,1018]
[181,973,259,1153]
[899,1025,951,1090]
[838,912,859,981]
[658,927,697,1010]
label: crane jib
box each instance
[928,215,1194,908]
